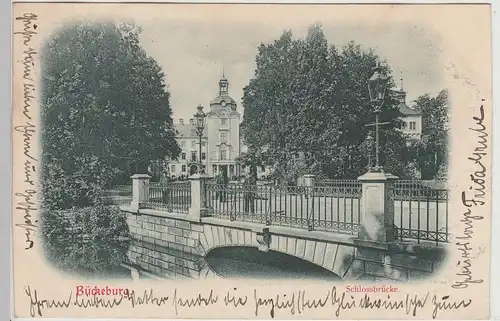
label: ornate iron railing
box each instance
[147,182,191,214]
[204,183,361,234]
[391,180,449,245]
[314,179,361,189]
[104,185,133,205]
[313,179,362,198]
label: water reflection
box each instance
[44,239,132,280]
[41,205,132,280]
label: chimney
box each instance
[179,118,184,125]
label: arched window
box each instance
[220,143,228,160]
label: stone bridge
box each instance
[120,172,447,281]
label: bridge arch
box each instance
[197,224,356,279]
[204,246,342,280]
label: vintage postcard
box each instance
[11,3,492,319]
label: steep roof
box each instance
[173,123,208,139]
[210,94,236,106]
[398,103,422,116]
[207,105,240,117]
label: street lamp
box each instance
[366,63,390,172]
[367,63,389,106]
[194,105,206,174]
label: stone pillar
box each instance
[189,173,210,219]
[130,174,151,211]
[302,174,316,187]
[356,171,398,245]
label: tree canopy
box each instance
[41,22,180,209]
[241,24,410,181]
[412,89,449,179]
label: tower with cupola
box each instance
[205,73,241,178]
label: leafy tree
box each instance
[412,90,449,179]
[41,22,180,209]
[235,148,264,178]
[241,24,410,180]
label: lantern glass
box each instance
[367,66,389,103]
[196,116,203,129]
[194,105,206,134]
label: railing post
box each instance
[130,174,151,211]
[302,174,316,188]
[302,174,316,231]
[356,171,398,245]
[189,173,210,219]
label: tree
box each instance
[235,148,264,178]
[241,24,410,180]
[412,90,449,179]
[41,22,181,209]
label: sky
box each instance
[138,15,445,122]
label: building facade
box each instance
[168,118,209,178]
[391,80,422,141]
[168,75,242,179]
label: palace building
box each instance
[168,74,268,179]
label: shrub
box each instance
[41,205,130,275]
[41,157,121,210]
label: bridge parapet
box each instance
[120,171,449,281]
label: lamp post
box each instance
[365,63,390,172]
[365,132,374,171]
[194,105,207,174]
